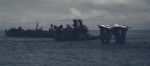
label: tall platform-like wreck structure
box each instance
[98,24,129,44]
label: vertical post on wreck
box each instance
[36,22,39,30]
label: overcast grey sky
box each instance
[0,0,150,30]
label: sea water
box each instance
[0,30,150,66]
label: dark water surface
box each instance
[0,30,150,66]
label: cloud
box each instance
[79,0,128,5]
[69,8,113,20]
[0,0,150,30]
[68,0,131,6]
[70,8,82,18]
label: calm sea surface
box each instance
[0,30,150,66]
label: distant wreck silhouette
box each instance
[5,19,98,41]
[53,19,98,41]
[5,23,53,38]
[5,19,129,43]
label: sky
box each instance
[0,0,150,30]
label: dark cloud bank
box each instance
[0,0,150,30]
